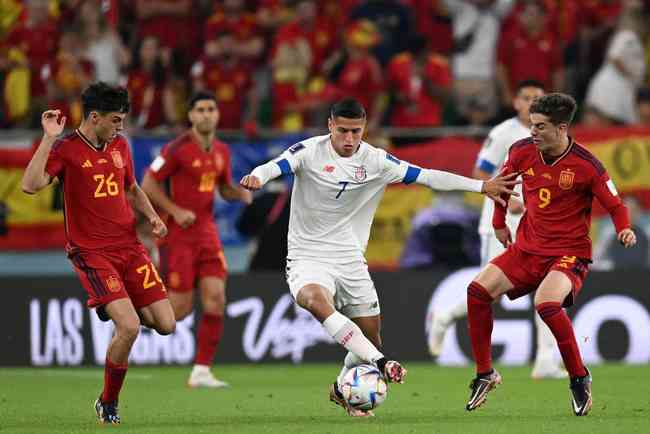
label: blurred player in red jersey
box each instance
[464,93,637,416]
[142,92,252,388]
[22,82,176,425]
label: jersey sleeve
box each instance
[148,143,180,182]
[379,150,410,184]
[217,146,234,186]
[123,141,136,188]
[475,129,506,175]
[276,141,308,174]
[591,170,630,233]
[44,140,65,180]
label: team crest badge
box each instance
[111,150,124,169]
[354,166,367,182]
[106,275,122,293]
[559,169,574,190]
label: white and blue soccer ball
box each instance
[339,364,388,411]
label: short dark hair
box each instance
[330,98,366,119]
[189,91,218,110]
[637,87,650,103]
[81,82,130,118]
[529,92,577,125]
[515,79,545,94]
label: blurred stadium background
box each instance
[1,0,650,431]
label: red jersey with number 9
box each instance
[147,131,233,242]
[493,137,630,260]
[45,130,138,252]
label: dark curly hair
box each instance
[529,92,577,126]
[81,82,130,118]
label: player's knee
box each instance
[297,289,330,314]
[203,290,226,314]
[116,319,141,342]
[173,301,193,320]
[467,281,495,303]
[155,318,176,336]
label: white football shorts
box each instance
[285,258,380,318]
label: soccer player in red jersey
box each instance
[22,82,176,425]
[142,92,252,388]
[464,93,637,416]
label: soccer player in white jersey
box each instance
[240,98,519,417]
[427,80,567,379]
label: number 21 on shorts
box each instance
[137,263,163,289]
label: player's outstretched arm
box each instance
[22,110,66,194]
[240,160,283,191]
[219,182,253,204]
[414,168,519,206]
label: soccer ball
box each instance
[339,364,388,411]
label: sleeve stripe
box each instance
[403,166,421,185]
[477,159,497,174]
[276,159,292,175]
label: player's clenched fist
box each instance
[618,228,637,248]
[150,216,168,238]
[240,174,262,191]
[41,110,66,138]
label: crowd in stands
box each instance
[2,0,650,134]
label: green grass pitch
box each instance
[1,363,648,433]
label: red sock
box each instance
[194,313,224,365]
[467,281,494,374]
[102,358,128,403]
[536,302,587,378]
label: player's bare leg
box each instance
[187,277,228,388]
[94,299,141,424]
[137,299,176,335]
[465,264,513,411]
[168,290,194,321]
[535,271,591,416]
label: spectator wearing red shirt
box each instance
[6,0,59,121]
[191,32,257,129]
[386,36,451,128]
[496,0,564,110]
[125,36,176,130]
[402,0,454,55]
[134,0,199,64]
[269,0,338,130]
[204,0,264,68]
[42,30,95,128]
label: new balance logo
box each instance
[82,160,93,168]
[324,165,335,173]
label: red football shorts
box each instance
[491,244,589,307]
[68,243,168,309]
[160,237,227,293]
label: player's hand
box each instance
[150,216,167,238]
[481,172,521,207]
[240,174,262,191]
[495,227,512,248]
[618,228,637,248]
[41,110,66,138]
[173,208,196,229]
[240,187,253,204]
[508,198,525,215]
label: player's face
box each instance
[189,99,219,134]
[328,116,366,157]
[513,86,544,125]
[530,113,567,154]
[93,112,126,143]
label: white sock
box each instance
[337,352,364,385]
[448,296,469,321]
[534,312,558,367]
[323,311,383,363]
[192,364,210,375]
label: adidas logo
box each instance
[82,160,93,168]
[525,167,534,176]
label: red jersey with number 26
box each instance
[45,130,138,251]
[493,137,630,260]
[147,131,233,241]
